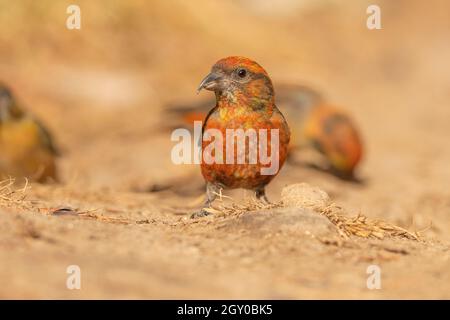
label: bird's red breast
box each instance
[198,56,290,190]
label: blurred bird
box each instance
[298,103,363,179]
[195,56,290,217]
[166,82,363,180]
[0,84,59,183]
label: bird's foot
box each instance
[256,190,272,205]
[255,188,271,205]
[259,196,271,205]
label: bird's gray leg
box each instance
[191,182,219,218]
[255,187,270,204]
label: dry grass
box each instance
[202,190,421,241]
[203,196,281,218]
[317,203,421,241]
[0,178,32,210]
[0,179,422,241]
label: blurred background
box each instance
[2,0,449,204]
[0,0,449,298]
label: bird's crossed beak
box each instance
[197,72,223,94]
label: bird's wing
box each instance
[35,119,60,156]
[272,105,291,145]
[199,105,218,148]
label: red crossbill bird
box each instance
[194,56,291,217]
[274,84,363,179]
[297,103,363,179]
[166,83,363,180]
[0,84,59,183]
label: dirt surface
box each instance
[0,0,449,299]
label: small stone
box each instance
[221,208,336,238]
[281,183,331,209]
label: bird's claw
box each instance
[260,198,271,205]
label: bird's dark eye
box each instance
[237,68,247,78]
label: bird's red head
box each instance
[198,56,274,109]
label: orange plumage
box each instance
[167,83,363,179]
[300,104,363,178]
[195,56,290,216]
[0,85,59,183]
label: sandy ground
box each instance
[0,0,449,299]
